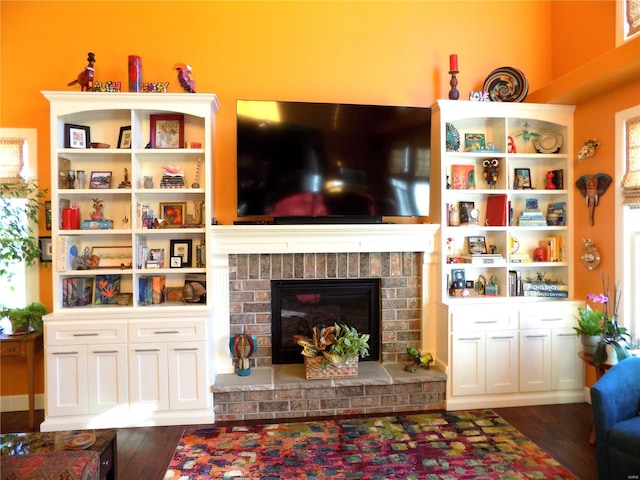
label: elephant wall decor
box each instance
[575,173,612,226]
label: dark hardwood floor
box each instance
[1,403,596,480]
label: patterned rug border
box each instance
[165,409,578,480]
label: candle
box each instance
[449,54,458,71]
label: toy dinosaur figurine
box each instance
[68,52,96,91]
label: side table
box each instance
[0,429,117,480]
[0,331,43,428]
[578,351,613,445]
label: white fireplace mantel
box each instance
[208,223,441,376]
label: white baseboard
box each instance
[0,394,45,412]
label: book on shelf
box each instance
[451,165,476,190]
[523,290,569,298]
[94,274,121,305]
[485,194,507,226]
[460,254,506,265]
[62,277,93,307]
[137,202,155,229]
[550,169,564,189]
[139,275,166,305]
[508,270,523,297]
[522,282,568,292]
[510,252,532,263]
[546,202,566,226]
[57,236,79,272]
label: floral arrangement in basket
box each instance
[294,324,370,379]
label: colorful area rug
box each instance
[164,410,577,479]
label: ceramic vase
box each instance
[581,335,600,355]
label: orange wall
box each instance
[0,0,627,399]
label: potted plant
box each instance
[294,323,370,379]
[574,304,605,355]
[1,301,47,334]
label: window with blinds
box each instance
[0,138,25,184]
[622,115,640,207]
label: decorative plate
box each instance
[446,122,460,152]
[535,131,563,154]
[65,432,96,450]
[483,67,529,103]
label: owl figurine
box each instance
[483,158,499,188]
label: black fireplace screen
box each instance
[271,278,381,364]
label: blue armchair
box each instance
[590,356,640,480]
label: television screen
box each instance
[236,100,431,220]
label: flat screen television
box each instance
[236,100,431,223]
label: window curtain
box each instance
[622,116,640,208]
[0,138,25,184]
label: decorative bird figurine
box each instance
[68,52,96,91]
[483,158,500,188]
[174,63,196,93]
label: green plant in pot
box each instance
[294,323,370,366]
[574,304,605,355]
[1,301,47,334]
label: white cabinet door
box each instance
[88,344,128,414]
[168,342,207,410]
[128,344,169,411]
[486,330,518,394]
[551,328,584,390]
[46,345,88,416]
[451,332,486,396]
[519,329,552,392]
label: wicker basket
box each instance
[303,355,358,379]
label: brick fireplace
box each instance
[209,224,444,421]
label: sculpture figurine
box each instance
[174,63,196,93]
[577,138,600,162]
[404,347,433,373]
[482,158,499,188]
[68,52,96,91]
[91,198,104,220]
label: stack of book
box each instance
[518,210,547,226]
[460,254,506,266]
[160,173,186,188]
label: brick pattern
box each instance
[213,381,446,422]
[229,252,422,367]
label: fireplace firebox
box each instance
[271,278,381,364]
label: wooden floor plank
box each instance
[1,404,596,480]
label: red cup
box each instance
[61,208,72,229]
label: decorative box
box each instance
[81,219,113,230]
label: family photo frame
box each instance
[514,168,532,189]
[64,123,91,149]
[150,114,184,148]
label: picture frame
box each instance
[39,236,52,262]
[90,246,132,269]
[458,200,475,224]
[117,126,132,148]
[64,123,91,149]
[465,133,485,150]
[160,202,186,227]
[451,268,466,289]
[170,239,192,267]
[45,200,52,230]
[467,235,488,254]
[195,243,206,268]
[150,114,184,149]
[90,171,112,189]
[170,256,182,268]
[147,248,165,268]
[514,168,532,189]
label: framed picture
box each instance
[90,246,132,269]
[117,126,132,148]
[90,171,112,189]
[160,202,186,227]
[458,200,475,224]
[39,236,52,262]
[451,268,466,289]
[467,235,487,254]
[195,243,206,268]
[514,168,532,189]
[64,123,91,149]
[147,248,165,268]
[170,256,182,268]
[465,133,485,150]
[170,239,192,267]
[150,114,184,148]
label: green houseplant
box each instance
[1,301,47,334]
[574,304,605,355]
[294,323,370,379]
[0,180,47,279]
